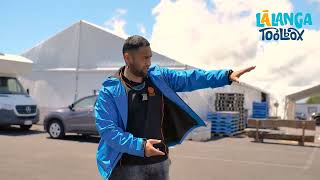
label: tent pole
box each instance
[74,21,82,102]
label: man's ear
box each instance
[123,52,130,65]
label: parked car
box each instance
[311,112,320,125]
[43,95,98,138]
[295,112,307,120]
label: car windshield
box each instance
[0,77,26,95]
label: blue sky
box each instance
[0,0,159,54]
[0,0,319,54]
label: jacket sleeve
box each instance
[94,86,145,157]
[159,66,232,92]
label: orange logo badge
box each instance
[148,87,155,96]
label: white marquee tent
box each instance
[20,20,270,123]
[21,20,186,109]
[285,84,320,119]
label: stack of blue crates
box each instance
[252,102,269,118]
[208,111,240,136]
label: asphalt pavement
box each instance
[0,125,319,180]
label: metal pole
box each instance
[74,21,82,102]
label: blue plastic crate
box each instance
[208,112,240,118]
[210,121,238,126]
[252,112,268,116]
[208,118,239,121]
[211,123,239,127]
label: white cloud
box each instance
[104,8,129,39]
[138,23,147,35]
[150,0,320,118]
[116,8,127,15]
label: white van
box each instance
[0,53,39,130]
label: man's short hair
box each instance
[122,35,150,55]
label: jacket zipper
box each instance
[120,72,169,156]
[160,94,169,155]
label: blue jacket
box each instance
[94,64,232,180]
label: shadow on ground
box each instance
[0,125,45,136]
[45,134,100,144]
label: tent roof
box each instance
[0,53,33,64]
[21,20,186,71]
[0,53,33,75]
[286,83,320,101]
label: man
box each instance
[94,35,255,180]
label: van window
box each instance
[0,77,26,94]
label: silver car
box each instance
[43,95,98,138]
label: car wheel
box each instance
[315,117,320,125]
[20,125,32,130]
[48,120,65,139]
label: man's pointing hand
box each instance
[229,66,256,83]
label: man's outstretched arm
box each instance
[159,66,231,92]
[159,65,255,92]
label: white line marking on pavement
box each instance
[192,145,309,155]
[172,155,305,169]
[303,147,318,170]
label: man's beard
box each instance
[127,63,147,78]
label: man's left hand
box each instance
[229,66,256,83]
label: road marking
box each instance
[303,147,318,170]
[171,155,305,169]
[185,144,309,155]
[318,135,320,140]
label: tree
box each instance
[306,94,320,104]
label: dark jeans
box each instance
[109,158,171,180]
